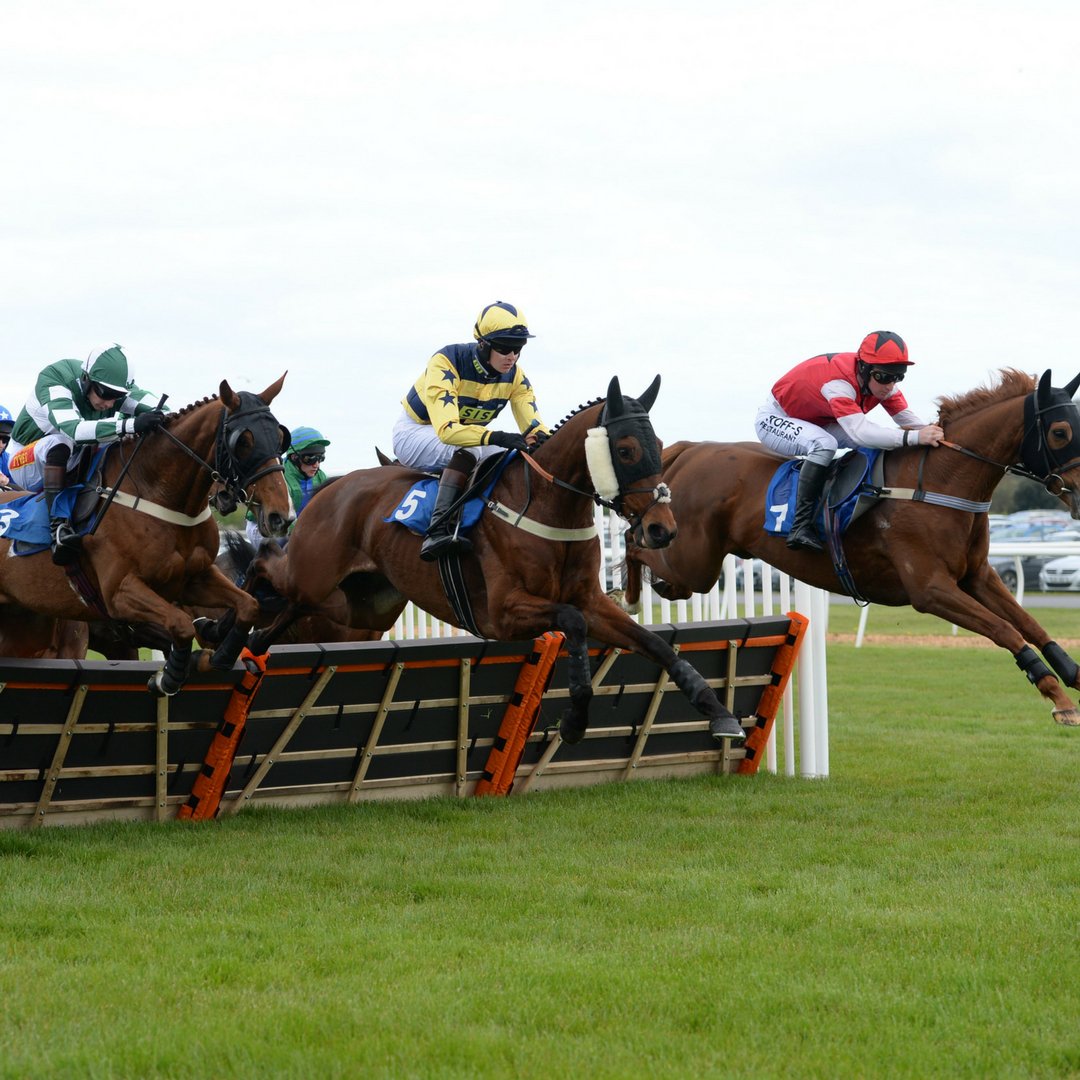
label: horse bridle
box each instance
[157,396,286,514]
[516,416,672,545]
[940,389,1080,497]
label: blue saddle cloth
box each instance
[0,487,82,554]
[385,457,508,536]
[764,448,881,541]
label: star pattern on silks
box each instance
[527,397,539,413]
[439,391,455,407]
[872,331,904,351]
[440,366,457,384]
[522,375,533,391]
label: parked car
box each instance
[719,557,783,592]
[1039,555,1080,592]
[988,528,1080,592]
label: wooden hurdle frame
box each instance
[0,615,807,829]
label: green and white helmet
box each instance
[84,344,133,394]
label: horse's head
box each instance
[1022,370,1080,516]
[585,375,676,549]
[212,375,293,538]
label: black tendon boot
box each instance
[43,462,79,566]
[786,460,829,553]
[419,452,475,562]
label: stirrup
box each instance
[50,521,81,566]
[419,530,473,563]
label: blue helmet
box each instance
[0,404,12,436]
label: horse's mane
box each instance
[550,396,604,435]
[935,369,1035,425]
[163,394,218,426]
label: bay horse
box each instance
[623,368,1080,727]
[0,377,293,693]
[249,376,746,743]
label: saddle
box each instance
[764,448,884,543]
[0,448,110,555]
[384,452,514,538]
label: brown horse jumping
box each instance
[0,377,293,693]
[250,376,746,743]
[623,368,1080,727]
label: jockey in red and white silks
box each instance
[755,351,934,459]
[755,331,944,552]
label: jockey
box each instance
[245,426,330,546]
[393,300,551,561]
[755,331,944,552]
[0,405,14,488]
[10,344,168,564]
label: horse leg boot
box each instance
[786,460,829,553]
[419,449,475,562]
[43,455,80,566]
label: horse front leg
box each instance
[963,566,1080,725]
[108,576,203,696]
[907,572,1080,727]
[180,565,263,672]
[581,594,746,742]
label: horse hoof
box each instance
[559,718,587,745]
[192,618,221,646]
[147,671,179,697]
[1052,707,1080,727]
[710,715,746,742]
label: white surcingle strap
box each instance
[585,426,619,503]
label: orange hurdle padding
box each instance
[177,649,268,820]
[474,631,564,796]
[737,611,808,774]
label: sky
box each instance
[3,0,1080,471]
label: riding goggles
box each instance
[487,340,525,356]
[297,452,325,465]
[869,370,905,385]
[90,381,127,401]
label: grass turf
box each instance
[1,640,1078,1078]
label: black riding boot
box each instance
[43,462,79,566]
[419,456,474,562]
[786,460,829,553]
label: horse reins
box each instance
[938,438,1072,497]
[517,449,671,537]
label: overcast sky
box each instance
[3,0,1079,469]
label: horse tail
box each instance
[218,529,257,580]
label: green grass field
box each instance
[2,632,1079,1078]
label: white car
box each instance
[1039,555,1080,592]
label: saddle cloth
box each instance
[0,447,109,555]
[385,453,512,537]
[764,448,882,542]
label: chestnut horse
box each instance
[250,376,746,744]
[0,377,293,693]
[623,368,1080,727]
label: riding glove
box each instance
[488,431,529,453]
[131,410,166,435]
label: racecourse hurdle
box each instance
[390,508,832,779]
[0,615,806,829]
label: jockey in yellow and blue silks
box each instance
[392,300,552,561]
[245,426,330,546]
[10,344,168,564]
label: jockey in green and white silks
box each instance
[9,344,168,564]
[245,426,330,546]
[392,301,552,562]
